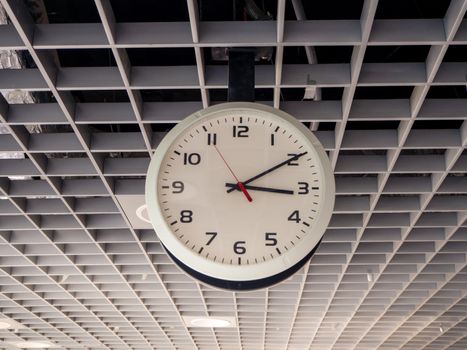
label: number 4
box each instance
[288,210,301,223]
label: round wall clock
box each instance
[146,102,335,290]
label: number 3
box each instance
[298,182,309,194]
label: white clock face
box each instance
[146,103,334,287]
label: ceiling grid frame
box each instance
[0,0,465,349]
[0,0,213,348]
[0,101,178,349]
[323,1,467,349]
[93,0,153,154]
[295,1,380,348]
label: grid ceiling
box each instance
[0,0,467,349]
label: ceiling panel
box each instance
[0,0,466,349]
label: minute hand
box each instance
[226,151,308,193]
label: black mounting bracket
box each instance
[228,47,255,102]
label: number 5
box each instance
[265,233,277,246]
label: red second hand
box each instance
[213,145,253,203]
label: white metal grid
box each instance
[0,0,466,349]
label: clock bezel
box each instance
[145,102,335,283]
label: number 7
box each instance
[205,232,217,245]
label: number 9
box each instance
[172,181,184,193]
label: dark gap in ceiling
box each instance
[209,89,273,101]
[89,124,141,133]
[381,194,419,198]
[412,120,464,129]
[317,122,335,131]
[364,46,431,63]
[445,173,466,179]
[400,149,445,155]
[282,46,308,64]
[347,121,400,130]
[199,0,277,21]
[32,91,56,103]
[57,49,116,67]
[255,88,274,101]
[127,48,197,66]
[389,173,431,177]
[100,152,149,158]
[297,0,364,20]
[39,124,74,133]
[141,89,201,102]
[426,86,467,99]
[204,89,232,101]
[45,152,87,158]
[375,0,450,19]
[113,176,146,179]
[315,46,353,64]
[71,90,130,103]
[42,0,100,23]
[335,174,378,178]
[110,0,189,22]
[152,123,177,132]
[340,150,387,155]
[204,48,226,66]
[354,86,414,99]
[282,46,353,64]
[281,87,344,101]
[60,175,100,180]
[21,50,38,69]
[442,45,467,62]
[203,47,275,66]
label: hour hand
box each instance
[225,183,294,195]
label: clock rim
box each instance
[145,102,335,282]
[163,239,321,291]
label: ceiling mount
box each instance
[228,47,256,102]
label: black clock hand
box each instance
[225,183,294,195]
[226,152,308,193]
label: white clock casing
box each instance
[145,102,335,290]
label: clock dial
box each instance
[146,103,334,289]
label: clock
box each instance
[146,102,335,290]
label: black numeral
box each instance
[298,182,309,195]
[205,232,217,245]
[287,153,299,166]
[183,153,201,165]
[233,125,249,138]
[265,233,277,246]
[270,134,275,146]
[234,241,246,254]
[207,133,217,145]
[172,181,184,193]
[288,210,301,223]
[180,210,193,223]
